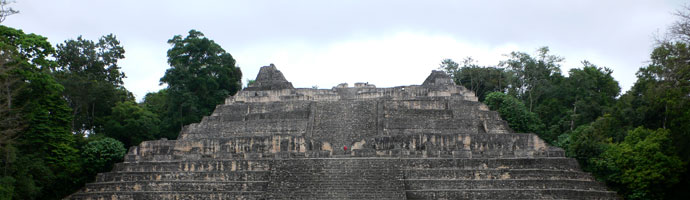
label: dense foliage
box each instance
[484,92,544,135]
[591,127,683,199]
[0,26,242,199]
[0,25,80,199]
[55,34,133,135]
[81,137,126,179]
[445,43,688,198]
[157,30,242,139]
[103,101,160,148]
[443,34,688,199]
[441,58,511,101]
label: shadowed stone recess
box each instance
[67,65,618,200]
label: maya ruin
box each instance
[68,64,617,199]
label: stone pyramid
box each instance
[68,64,617,199]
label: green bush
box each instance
[81,137,126,177]
[591,127,685,199]
[484,92,547,140]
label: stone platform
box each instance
[67,64,617,199]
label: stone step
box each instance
[210,101,313,119]
[268,191,406,200]
[176,132,545,144]
[404,179,608,191]
[129,151,335,162]
[271,172,403,181]
[383,118,479,130]
[128,148,564,163]
[205,110,311,122]
[269,183,405,190]
[268,158,406,199]
[373,132,555,152]
[114,158,582,172]
[270,158,401,170]
[81,181,268,193]
[114,159,272,172]
[369,148,564,158]
[67,191,264,200]
[405,189,618,200]
[268,187,407,199]
[95,170,412,183]
[403,169,595,181]
[402,158,581,171]
[95,171,270,182]
[183,119,309,139]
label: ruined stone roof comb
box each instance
[422,70,455,86]
[245,64,294,91]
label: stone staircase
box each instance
[267,158,406,199]
[401,158,616,199]
[67,65,618,199]
[69,159,272,200]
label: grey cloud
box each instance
[3,0,685,100]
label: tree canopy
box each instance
[441,57,511,101]
[158,29,242,138]
[444,35,687,198]
[55,34,133,135]
[0,25,79,200]
[591,127,684,199]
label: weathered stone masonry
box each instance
[67,64,618,199]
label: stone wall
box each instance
[67,65,618,200]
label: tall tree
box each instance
[610,41,690,199]
[500,47,563,112]
[0,25,57,174]
[624,42,690,157]
[0,43,23,163]
[454,58,511,101]
[439,58,511,101]
[159,29,242,138]
[438,58,460,78]
[0,25,82,199]
[564,61,620,131]
[55,34,133,135]
[15,68,78,199]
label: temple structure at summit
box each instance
[68,64,617,199]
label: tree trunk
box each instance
[497,68,501,92]
[663,103,668,129]
[528,90,533,112]
[71,105,79,133]
[570,103,577,131]
[5,82,10,110]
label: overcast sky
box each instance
[5,0,685,101]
